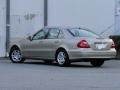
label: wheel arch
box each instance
[55,47,69,59]
[9,44,25,63]
[9,45,21,55]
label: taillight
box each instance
[77,40,90,48]
[111,42,115,48]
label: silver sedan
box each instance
[9,27,116,67]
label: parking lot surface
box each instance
[0,59,120,90]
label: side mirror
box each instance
[27,36,32,41]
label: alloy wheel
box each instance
[10,48,25,63]
[56,50,70,66]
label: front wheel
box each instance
[56,50,70,67]
[9,47,25,63]
[90,60,104,67]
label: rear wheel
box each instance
[9,47,25,63]
[56,50,70,67]
[90,60,104,67]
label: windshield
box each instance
[67,28,99,38]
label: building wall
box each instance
[10,0,115,38]
[10,0,44,39]
[115,0,120,35]
[0,0,6,57]
[0,0,116,57]
[48,0,115,37]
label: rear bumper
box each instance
[68,49,116,60]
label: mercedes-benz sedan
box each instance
[9,27,116,67]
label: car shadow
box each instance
[23,60,95,68]
[69,64,94,68]
[24,61,58,66]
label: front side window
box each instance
[46,28,60,39]
[32,29,49,40]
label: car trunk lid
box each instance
[76,37,114,51]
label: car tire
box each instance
[90,60,104,67]
[9,47,25,63]
[56,50,70,67]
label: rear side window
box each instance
[67,28,99,38]
[46,28,60,39]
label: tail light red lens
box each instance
[111,42,115,48]
[77,40,90,48]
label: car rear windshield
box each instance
[67,28,99,38]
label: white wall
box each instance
[48,0,115,37]
[10,0,115,38]
[0,0,6,57]
[10,0,44,38]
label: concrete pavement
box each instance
[0,59,119,90]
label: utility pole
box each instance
[6,0,10,56]
[44,0,48,26]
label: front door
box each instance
[22,29,48,58]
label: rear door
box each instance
[41,28,62,59]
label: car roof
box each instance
[44,26,81,30]
[43,26,94,33]
[43,26,100,37]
